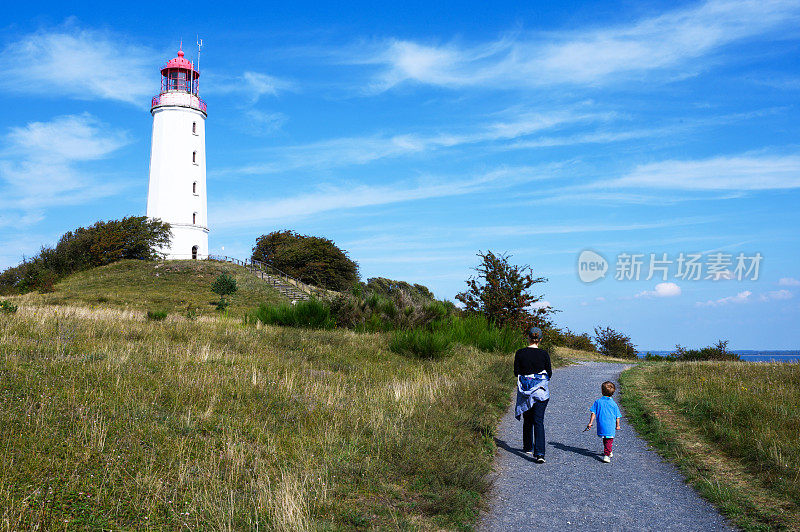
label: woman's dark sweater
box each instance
[514,347,552,378]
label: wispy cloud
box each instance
[358,0,800,90]
[0,22,157,105]
[607,153,800,190]
[476,217,714,237]
[759,289,793,301]
[204,71,293,103]
[0,114,129,211]
[778,277,800,286]
[696,290,752,306]
[211,166,546,227]
[223,108,611,175]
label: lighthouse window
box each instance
[192,122,197,134]
[192,246,198,260]
[192,151,197,163]
[193,212,197,224]
[192,181,197,194]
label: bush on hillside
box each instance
[430,314,526,354]
[364,277,436,305]
[329,289,452,331]
[252,230,359,291]
[0,216,171,294]
[389,329,452,359]
[456,251,556,331]
[543,326,597,352]
[594,326,638,359]
[251,298,335,329]
[211,272,238,310]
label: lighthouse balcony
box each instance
[151,92,207,115]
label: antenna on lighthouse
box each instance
[196,36,203,72]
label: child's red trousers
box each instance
[603,437,614,456]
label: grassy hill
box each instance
[9,259,285,317]
[0,260,605,529]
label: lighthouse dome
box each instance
[161,49,199,79]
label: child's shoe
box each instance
[602,455,611,463]
[525,451,534,458]
[610,452,613,458]
[535,455,546,464]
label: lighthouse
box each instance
[146,48,208,260]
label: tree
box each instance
[211,272,238,310]
[252,230,359,291]
[456,251,555,330]
[0,216,171,294]
[594,326,638,359]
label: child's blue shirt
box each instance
[590,396,621,438]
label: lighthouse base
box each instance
[161,224,209,260]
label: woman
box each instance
[513,326,552,463]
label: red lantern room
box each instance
[151,47,206,115]
[160,49,199,94]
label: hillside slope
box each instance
[11,259,285,317]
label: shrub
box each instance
[146,310,168,321]
[251,299,335,329]
[673,340,739,361]
[431,315,525,354]
[594,326,637,359]
[252,230,359,291]
[364,277,436,305]
[0,216,171,294]
[0,300,18,314]
[211,272,238,310]
[456,251,555,330]
[389,329,452,359]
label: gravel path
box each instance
[479,361,732,531]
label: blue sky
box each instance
[1,0,799,349]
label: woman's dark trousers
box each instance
[522,399,548,456]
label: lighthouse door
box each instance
[192,246,198,260]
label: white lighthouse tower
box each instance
[146,47,208,260]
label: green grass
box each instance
[621,362,800,531]
[389,328,453,359]
[0,304,523,530]
[250,299,336,330]
[8,259,285,318]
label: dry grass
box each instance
[551,345,632,364]
[0,304,515,530]
[621,362,800,531]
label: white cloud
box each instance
[696,290,752,307]
[360,0,800,90]
[0,22,157,105]
[0,114,129,210]
[607,154,800,190]
[760,289,793,301]
[636,282,682,298]
[531,300,552,309]
[778,277,800,286]
[211,166,544,228]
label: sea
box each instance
[640,350,800,363]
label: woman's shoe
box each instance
[535,456,546,464]
[602,455,611,463]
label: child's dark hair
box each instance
[601,381,616,396]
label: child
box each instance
[586,381,622,463]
